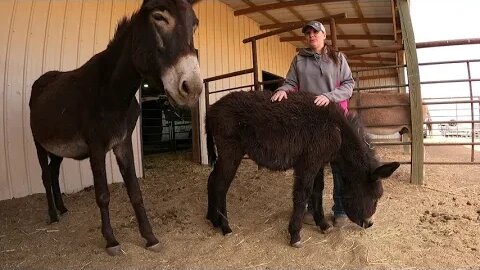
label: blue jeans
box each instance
[331,164,346,216]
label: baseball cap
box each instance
[301,21,326,34]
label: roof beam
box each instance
[244,14,347,43]
[259,14,372,30]
[349,62,392,68]
[348,55,396,62]
[280,34,395,42]
[344,45,403,56]
[234,0,350,16]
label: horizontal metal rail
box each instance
[209,85,254,95]
[421,78,480,85]
[204,68,253,83]
[418,59,480,66]
[423,100,480,106]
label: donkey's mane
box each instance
[106,13,137,55]
[340,112,376,170]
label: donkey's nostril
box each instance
[181,80,190,95]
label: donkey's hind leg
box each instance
[207,145,243,235]
[34,141,58,224]
[311,168,332,233]
[113,137,159,252]
[289,166,319,247]
[48,154,68,214]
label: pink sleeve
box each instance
[337,100,349,115]
[335,81,349,115]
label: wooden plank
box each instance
[23,1,51,195]
[280,34,395,42]
[0,0,15,200]
[220,3,229,91]
[234,0,349,16]
[398,0,424,185]
[206,0,215,100]
[214,1,222,93]
[197,0,208,165]
[227,5,235,88]
[233,15,241,88]
[259,16,390,30]
[344,45,403,56]
[5,0,32,198]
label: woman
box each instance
[271,21,355,227]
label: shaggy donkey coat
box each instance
[206,91,400,247]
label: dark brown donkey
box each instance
[205,91,400,248]
[29,0,202,255]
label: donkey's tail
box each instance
[206,117,217,166]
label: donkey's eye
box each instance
[152,11,168,23]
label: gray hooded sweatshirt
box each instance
[277,48,355,103]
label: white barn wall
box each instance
[0,0,143,201]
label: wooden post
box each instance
[398,0,424,185]
[204,82,210,109]
[397,50,410,154]
[252,40,260,91]
[329,18,337,50]
[191,102,201,163]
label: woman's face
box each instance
[304,28,326,51]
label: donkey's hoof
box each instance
[106,245,123,256]
[58,207,69,215]
[48,216,59,224]
[319,223,333,234]
[291,241,303,248]
[221,227,232,236]
[146,242,161,253]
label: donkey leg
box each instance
[311,168,332,233]
[34,141,58,223]
[113,138,159,251]
[288,168,317,248]
[48,154,68,214]
[89,150,120,255]
[206,166,219,224]
[207,150,243,235]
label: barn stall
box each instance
[0,0,479,268]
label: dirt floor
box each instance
[1,144,479,269]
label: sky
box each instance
[410,0,480,122]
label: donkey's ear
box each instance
[372,162,400,180]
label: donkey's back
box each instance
[206,91,343,170]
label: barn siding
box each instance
[0,0,297,200]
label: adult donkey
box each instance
[29,0,202,255]
[349,91,432,137]
[206,91,399,247]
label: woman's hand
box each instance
[314,95,330,106]
[271,90,288,102]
